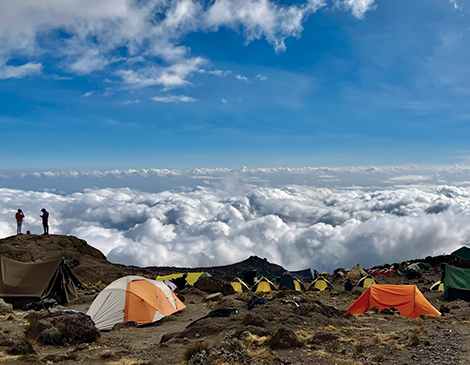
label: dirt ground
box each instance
[1,267,470,365]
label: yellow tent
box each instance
[231,278,250,292]
[309,277,334,291]
[430,281,444,292]
[357,276,376,288]
[156,272,210,286]
[346,264,367,279]
[251,277,277,292]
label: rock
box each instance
[26,311,100,345]
[112,321,138,330]
[309,331,340,344]
[0,299,13,314]
[194,277,235,296]
[8,341,36,356]
[440,305,451,314]
[180,287,208,297]
[451,304,461,310]
[380,308,395,315]
[268,328,302,349]
[368,306,379,313]
[39,327,63,346]
[203,293,224,302]
[242,313,266,328]
[160,332,180,343]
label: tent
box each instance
[279,272,306,291]
[348,284,440,318]
[430,281,444,292]
[87,276,185,330]
[346,264,367,279]
[451,246,470,261]
[156,272,211,286]
[0,255,82,308]
[357,276,376,289]
[308,277,334,291]
[289,268,313,281]
[251,277,277,292]
[443,264,470,301]
[231,277,250,293]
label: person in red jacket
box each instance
[15,209,25,235]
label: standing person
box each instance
[40,208,49,235]
[15,209,25,235]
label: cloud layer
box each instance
[1,165,470,272]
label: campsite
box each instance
[1,234,470,364]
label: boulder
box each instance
[194,277,235,296]
[0,299,13,314]
[40,327,63,346]
[309,331,340,345]
[26,311,100,345]
[242,313,266,328]
[268,328,302,349]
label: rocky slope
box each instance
[0,234,124,284]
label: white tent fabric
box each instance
[86,276,183,330]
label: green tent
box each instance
[443,264,470,301]
[451,246,470,261]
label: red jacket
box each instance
[15,212,24,222]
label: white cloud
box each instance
[2,165,470,272]
[150,95,196,103]
[341,0,376,19]
[82,90,95,97]
[124,99,140,104]
[0,62,42,79]
[0,0,374,87]
[222,98,228,104]
[257,74,268,81]
[117,57,205,89]
[236,74,249,82]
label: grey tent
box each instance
[289,268,313,281]
[451,246,470,261]
[0,255,82,308]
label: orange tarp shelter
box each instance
[348,284,440,318]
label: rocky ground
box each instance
[0,235,469,364]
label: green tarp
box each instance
[443,264,470,301]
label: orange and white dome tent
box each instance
[86,276,186,330]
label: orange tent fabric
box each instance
[348,284,440,318]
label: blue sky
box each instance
[0,0,467,170]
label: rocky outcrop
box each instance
[0,234,124,284]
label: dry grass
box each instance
[295,328,315,342]
[184,340,209,361]
[0,353,20,364]
[106,358,145,365]
[409,317,423,326]
[242,333,270,347]
[246,348,274,362]
[334,359,364,365]
[318,325,341,333]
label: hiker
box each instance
[15,209,25,234]
[40,208,49,235]
[171,273,188,291]
[344,278,353,292]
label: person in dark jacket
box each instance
[171,273,188,291]
[344,278,353,292]
[40,208,49,235]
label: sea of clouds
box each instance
[1,165,470,272]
